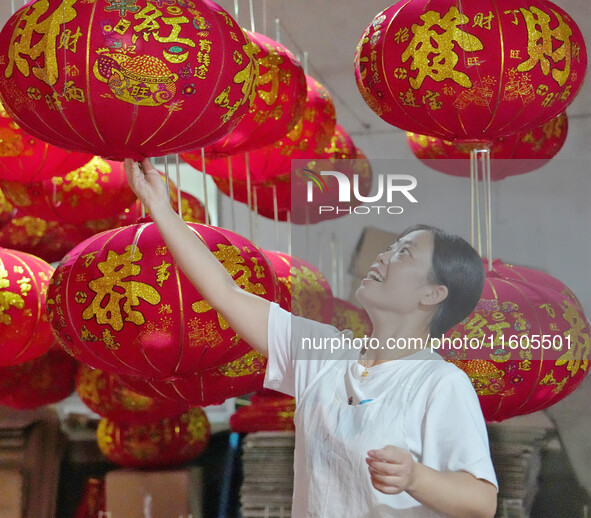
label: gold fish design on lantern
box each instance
[93,52,177,107]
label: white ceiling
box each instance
[0,1,589,139]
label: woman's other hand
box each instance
[366,445,416,495]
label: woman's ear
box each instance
[420,284,448,307]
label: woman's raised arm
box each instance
[124,158,271,357]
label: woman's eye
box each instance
[399,246,409,254]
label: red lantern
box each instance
[76,364,189,424]
[331,297,373,339]
[96,407,210,468]
[442,258,590,421]
[0,211,122,264]
[355,0,587,140]
[0,1,259,160]
[0,157,137,223]
[183,74,336,184]
[0,247,55,366]
[47,223,279,378]
[0,348,78,409]
[0,103,93,182]
[119,349,267,406]
[262,250,334,323]
[407,113,568,180]
[230,390,296,433]
[204,31,307,158]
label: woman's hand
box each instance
[366,445,416,495]
[124,158,169,212]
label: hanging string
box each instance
[470,149,483,256]
[287,211,292,256]
[303,50,309,75]
[253,185,259,245]
[164,154,172,204]
[248,0,255,33]
[227,156,236,232]
[484,150,493,271]
[329,233,338,297]
[245,152,254,241]
[275,18,281,44]
[272,184,279,248]
[10,0,15,15]
[200,148,210,225]
[233,0,239,18]
[175,154,182,217]
[262,0,268,36]
[338,239,345,300]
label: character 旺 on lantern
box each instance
[355,0,587,141]
[407,113,569,180]
[0,0,259,160]
[441,258,590,422]
[47,222,280,378]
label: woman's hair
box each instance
[397,224,484,337]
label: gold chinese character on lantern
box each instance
[153,260,172,287]
[473,11,494,30]
[0,263,25,325]
[58,27,83,53]
[517,7,573,87]
[5,0,77,86]
[82,246,161,331]
[401,7,484,89]
[556,301,590,376]
[133,3,195,48]
[256,44,285,106]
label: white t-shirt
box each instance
[263,303,498,518]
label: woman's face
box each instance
[356,229,439,314]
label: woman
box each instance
[125,158,498,518]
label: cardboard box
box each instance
[348,227,399,305]
[105,468,203,518]
[0,468,23,518]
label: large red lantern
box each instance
[47,223,279,378]
[0,247,55,366]
[0,0,259,160]
[119,349,267,406]
[76,364,189,425]
[204,31,307,158]
[0,157,137,223]
[96,407,210,468]
[183,74,336,184]
[0,348,78,409]
[355,0,587,141]
[0,103,93,182]
[262,250,334,324]
[407,113,568,180]
[442,258,590,421]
